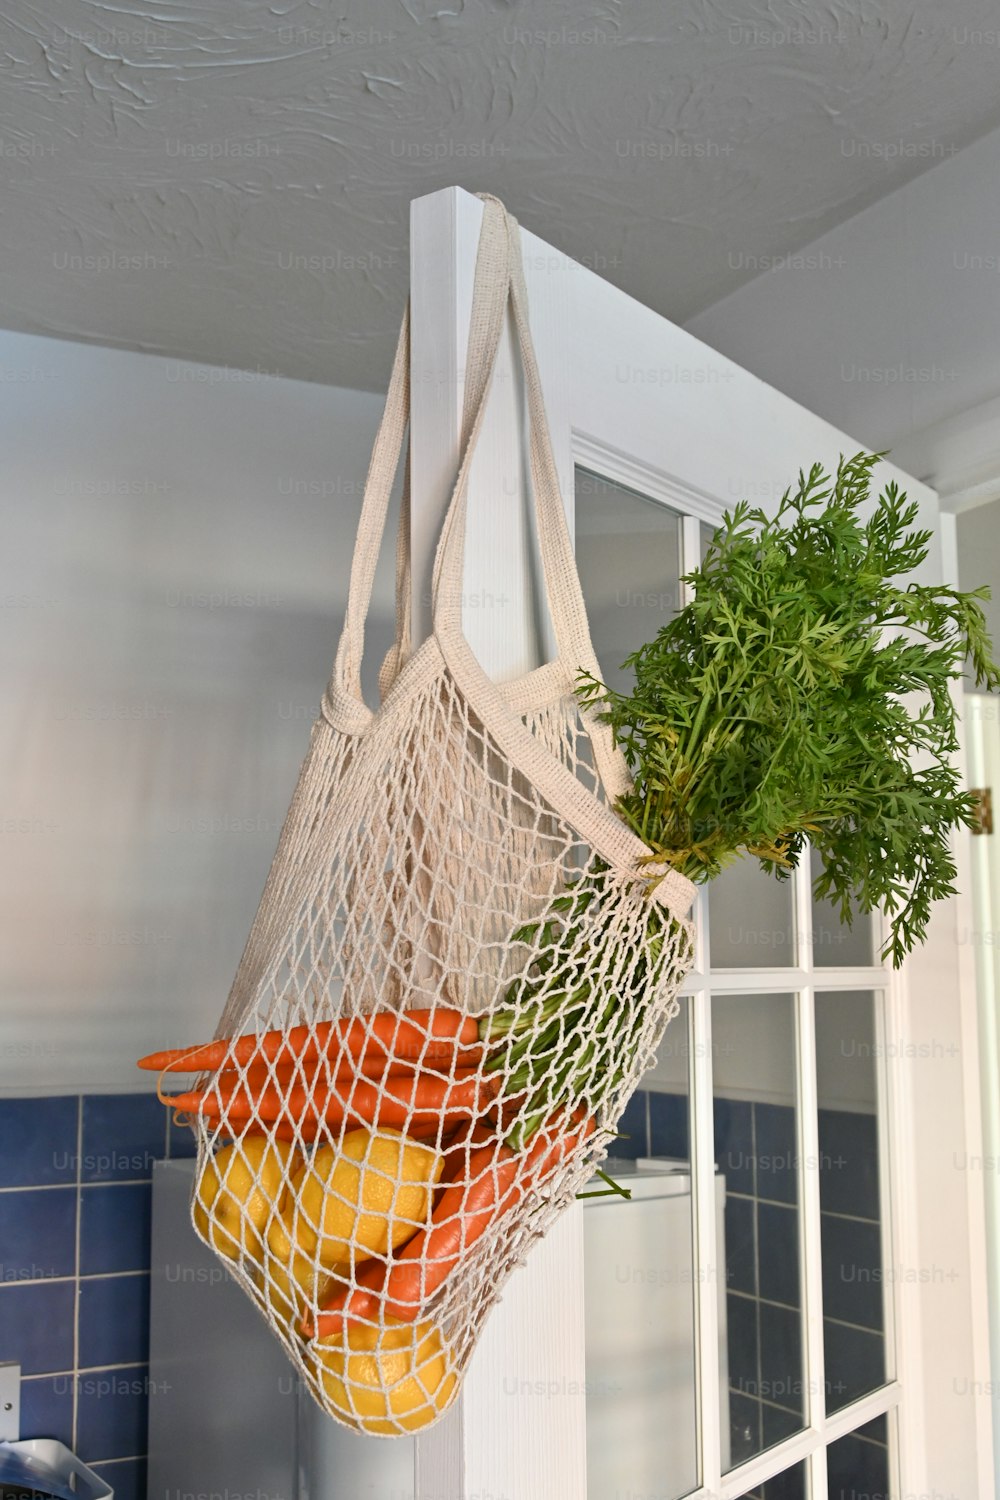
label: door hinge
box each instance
[971,787,993,835]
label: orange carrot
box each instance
[438,1120,496,1191]
[137,1008,482,1076]
[307,1112,594,1338]
[166,1070,498,1137]
[221,1119,447,1147]
[167,1056,471,1096]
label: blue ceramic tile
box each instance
[91,1458,148,1500]
[727,1291,758,1399]
[714,1098,754,1194]
[754,1103,798,1205]
[80,1183,151,1274]
[758,1302,803,1416]
[76,1364,149,1463]
[758,1202,800,1310]
[818,1109,880,1221]
[649,1090,688,1159]
[725,1193,756,1296]
[81,1093,166,1182]
[19,1373,74,1447]
[168,1112,198,1159]
[824,1317,886,1413]
[0,1281,75,1373]
[0,1097,78,1187]
[821,1212,884,1332]
[729,1389,761,1468]
[613,1090,648,1159]
[827,1428,889,1500]
[0,1187,76,1281]
[79,1273,150,1369]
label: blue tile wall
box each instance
[90,1457,148,1500]
[80,1183,153,1274]
[0,1091,192,1479]
[613,1088,649,1160]
[3,1085,891,1488]
[19,1374,75,1449]
[0,1098,78,1187]
[643,1086,890,1487]
[0,1187,77,1280]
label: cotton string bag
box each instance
[183,194,697,1435]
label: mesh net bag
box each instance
[164,195,697,1436]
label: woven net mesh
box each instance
[170,196,696,1436]
[179,672,694,1434]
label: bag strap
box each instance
[430,196,630,802]
[328,192,633,811]
[431,200,594,675]
[330,306,412,709]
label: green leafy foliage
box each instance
[578,453,1000,967]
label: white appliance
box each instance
[148,1154,728,1498]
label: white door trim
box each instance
[407,184,994,1500]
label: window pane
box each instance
[713,994,805,1469]
[815,992,888,1411]
[584,1000,701,1499]
[574,467,682,694]
[810,846,876,968]
[827,1415,891,1498]
[709,859,796,968]
[732,1458,808,1499]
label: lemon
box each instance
[193,1136,298,1267]
[312,1318,458,1434]
[290,1129,443,1269]
[263,1207,346,1324]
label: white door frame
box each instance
[407,186,994,1499]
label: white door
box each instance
[406,187,993,1500]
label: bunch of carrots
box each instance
[139,1000,594,1340]
[140,874,678,1338]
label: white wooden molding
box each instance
[408,186,588,1500]
[893,392,1000,515]
[406,182,994,1498]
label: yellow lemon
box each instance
[312,1318,458,1434]
[263,1207,346,1325]
[194,1136,298,1267]
[291,1129,443,1269]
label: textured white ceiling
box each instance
[3,0,1000,390]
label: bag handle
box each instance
[329,307,412,711]
[329,194,511,711]
[328,193,630,803]
[430,200,610,689]
[429,196,630,800]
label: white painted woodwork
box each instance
[407,185,993,1500]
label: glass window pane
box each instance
[713,994,805,1470]
[709,860,796,968]
[574,467,682,694]
[732,1459,808,1499]
[827,1415,891,1498]
[700,518,715,563]
[810,846,876,968]
[815,991,888,1412]
[584,1000,700,1499]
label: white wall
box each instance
[957,498,1000,664]
[686,121,1000,488]
[0,329,396,1093]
